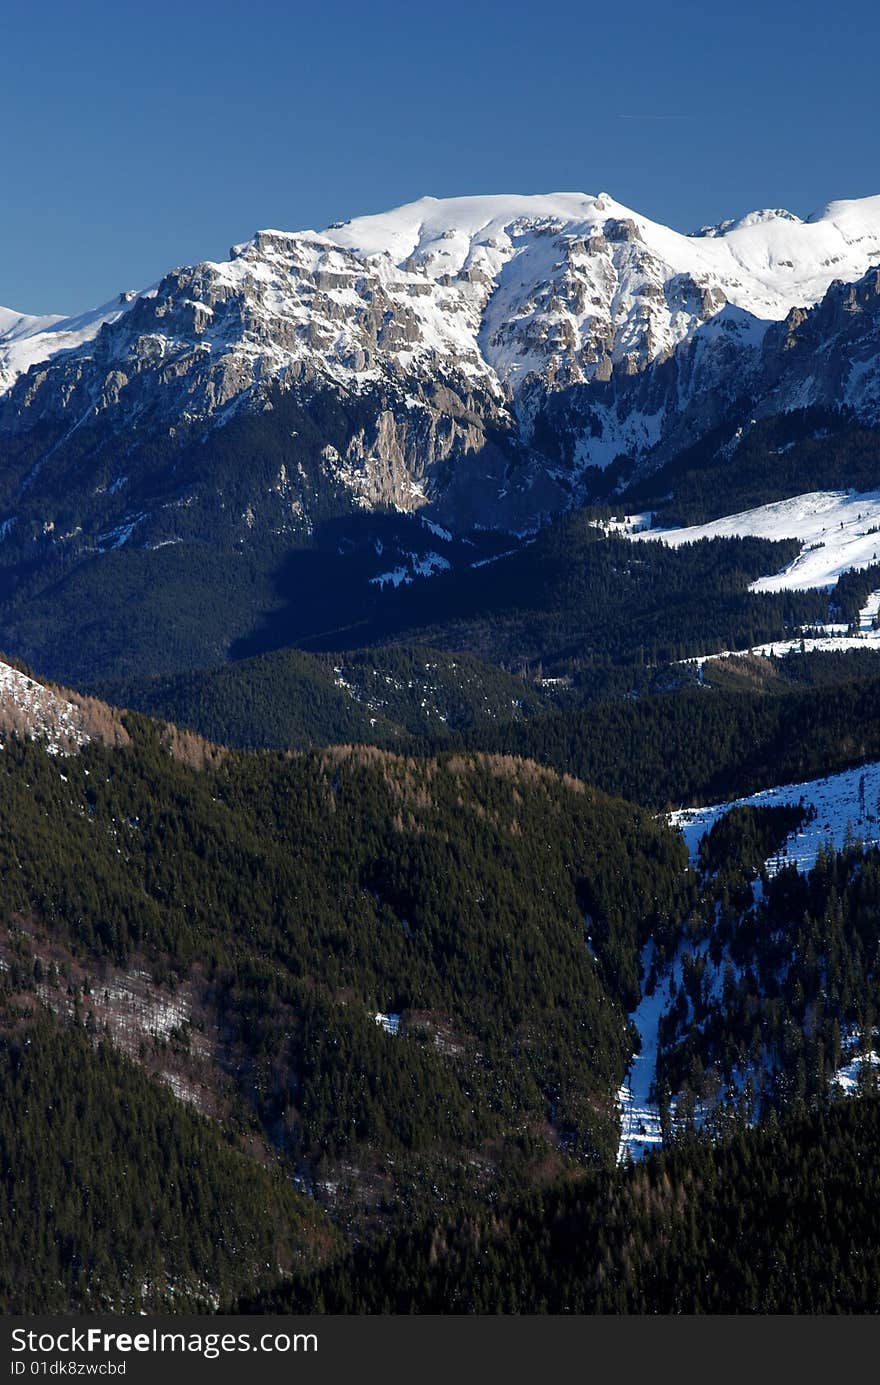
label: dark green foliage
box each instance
[322,647,545,734]
[832,563,880,626]
[94,646,399,750]
[701,647,880,694]
[0,727,690,1191]
[300,518,827,676]
[0,539,288,685]
[3,381,880,1321]
[0,486,829,693]
[657,840,880,1116]
[460,675,880,808]
[244,1096,880,1313]
[93,646,543,751]
[0,1006,329,1313]
[697,804,811,880]
[626,410,880,526]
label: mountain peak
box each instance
[691,207,803,238]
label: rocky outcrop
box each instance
[757,267,880,420]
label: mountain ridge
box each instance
[5,189,880,462]
[3,189,880,684]
[8,189,880,378]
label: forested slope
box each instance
[244,1096,880,1314]
[0,720,692,1303]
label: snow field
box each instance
[623,490,880,592]
[670,760,880,875]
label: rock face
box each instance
[2,190,880,546]
[759,266,880,420]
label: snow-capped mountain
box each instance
[2,190,880,543]
[5,189,880,520]
[7,192,880,402]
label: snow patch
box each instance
[670,761,880,874]
[618,943,665,1162]
[420,515,453,542]
[833,1045,880,1093]
[0,659,91,754]
[374,1012,400,1036]
[369,550,451,588]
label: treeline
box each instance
[627,409,880,526]
[2,458,852,699]
[701,648,880,694]
[74,518,853,757]
[657,837,880,1119]
[332,521,828,674]
[832,562,880,626]
[0,382,506,690]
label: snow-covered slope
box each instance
[0,305,62,343]
[6,190,880,427]
[674,587,880,668]
[671,760,880,874]
[0,307,63,392]
[0,292,147,395]
[328,191,880,356]
[0,658,92,752]
[618,940,665,1162]
[623,490,880,591]
[621,766,880,1163]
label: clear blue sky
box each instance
[4,0,879,313]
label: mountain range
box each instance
[2,190,880,687]
[4,192,880,529]
[4,188,880,1314]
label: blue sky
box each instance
[4,0,879,313]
